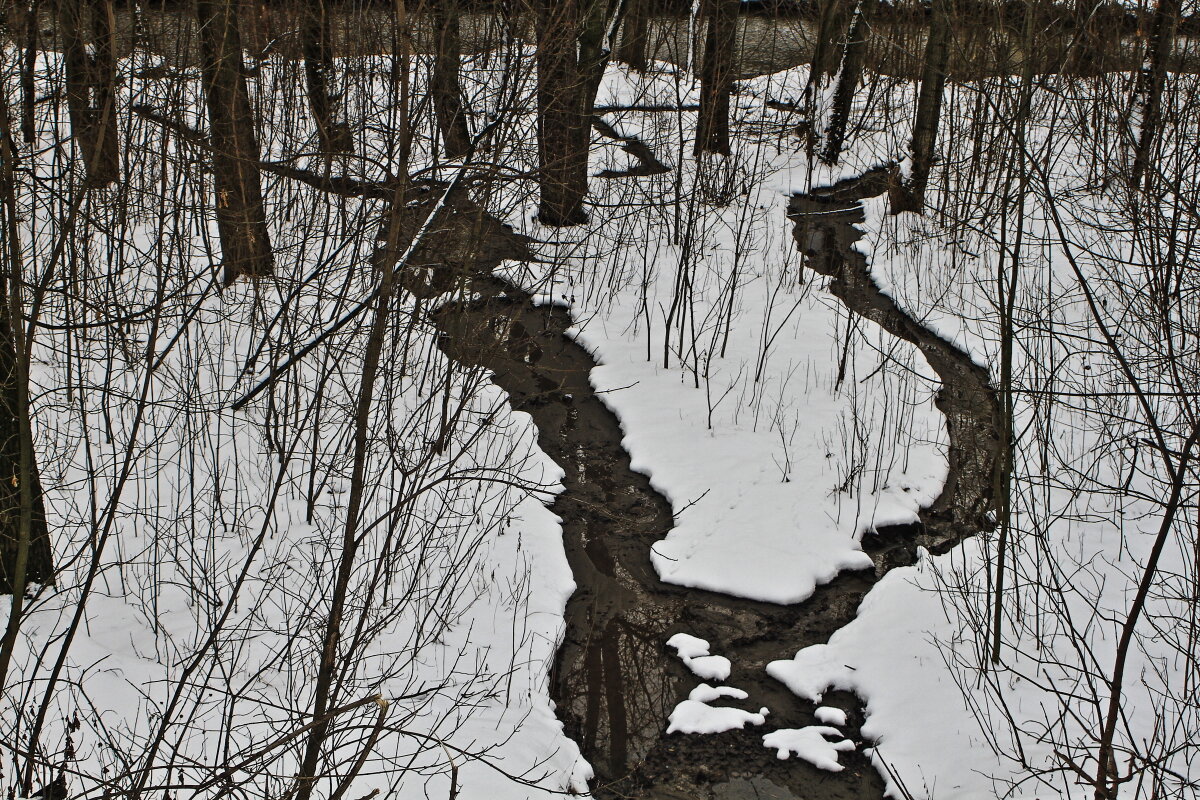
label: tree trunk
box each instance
[576,0,618,135]
[431,0,472,158]
[20,0,36,144]
[240,0,267,58]
[58,0,120,185]
[0,95,52,596]
[889,0,950,214]
[810,0,850,80]
[819,0,869,165]
[196,0,274,282]
[618,0,649,70]
[694,0,737,156]
[0,282,51,597]
[1130,0,1181,189]
[302,0,351,154]
[535,0,588,226]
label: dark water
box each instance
[425,164,1000,798]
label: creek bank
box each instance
[420,165,1000,798]
[433,283,884,800]
[788,165,1002,572]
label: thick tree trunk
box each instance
[302,0,351,153]
[196,0,274,282]
[0,285,51,596]
[819,0,868,165]
[0,101,52,596]
[535,0,588,226]
[576,0,617,136]
[240,0,267,58]
[890,0,950,214]
[811,0,850,79]
[694,0,737,156]
[1130,0,1181,188]
[431,0,472,158]
[618,0,649,70]
[58,0,120,185]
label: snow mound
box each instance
[815,706,848,726]
[762,726,856,771]
[667,632,733,681]
[667,684,768,735]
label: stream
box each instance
[426,168,1001,799]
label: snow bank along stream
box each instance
[428,167,1001,798]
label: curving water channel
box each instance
[427,168,1001,799]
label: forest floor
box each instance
[3,29,1198,800]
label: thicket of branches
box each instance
[0,0,1198,797]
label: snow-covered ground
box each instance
[3,21,1198,800]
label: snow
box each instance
[6,19,1197,800]
[766,547,1010,798]
[666,684,769,735]
[762,726,856,771]
[666,632,733,681]
[814,706,848,726]
[667,632,712,659]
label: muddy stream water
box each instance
[428,168,1000,799]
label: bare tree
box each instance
[57,0,119,184]
[695,0,738,156]
[535,0,589,224]
[618,0,650,70]
[302,0,352,153]
[431,0,473,158]
[0,79,51,601]
[819,0,870,164]
[890,0,950,213]
[196,0,274,282]
[1130,0,1181,188]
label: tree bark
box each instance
[810,0,850,79]
[535,0,589,226]
[20,0,36,144]
[302,0,351,154]
[694,0,737,156]
[0,92,52,597]
[889,0,950,214]
[1130,0,1181,189]
[58,0,120,186]
[618,0,649,70]
[195,0,274,282]
[431,0,472,158]
[819,0,869,165]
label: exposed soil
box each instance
[422,165,1000,799]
